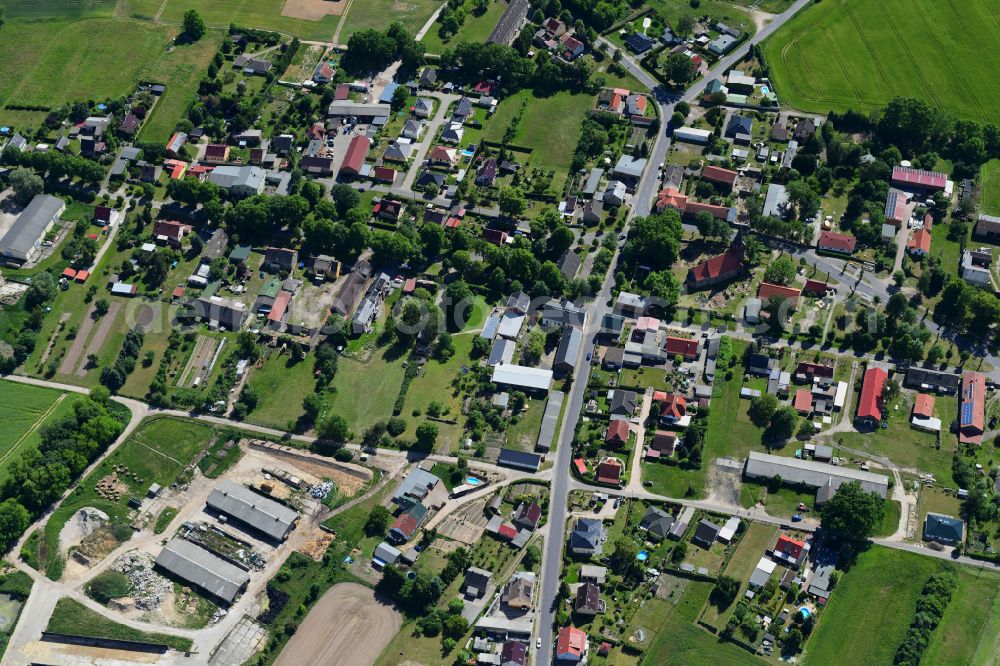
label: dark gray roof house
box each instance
[463,566,493,598]
[155,537,250,605]
[923,513,964,545]
[557,250,582,279]
[726,115,753,142]
[569,517,604,555]
[574,581,603,615]
[206,479,299,542]
[609,389,638,417]
[639,506,675,540]
[905,366,961,394]
[497,448,541,472]
[692,519,721,548]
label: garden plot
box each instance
[436,496,491,544]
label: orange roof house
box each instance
[959,371,985,444]
[913,393,935,419]
[757,282,801,306]
[605,420,629,447]
[659,394,687,422]
[907,227,932,256]
[665,336,699,360]
[794,389,813,415]
[687,244,744,288]
[556,626,587,661]
[855,366,888,427]
[701,165,739,189]
[596,459,622,485]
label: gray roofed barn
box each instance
[206,479,300,541]
[207,165,266,197]
[488,338,516,366]
[904,366,961,394]
[497,448,541,472]
[554,326,583,374]
[193,295,249,331]
[613,155,646,180]
[0,194,65,263]
[155,537,250,604]
[745,451,889,499]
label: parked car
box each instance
[791,514,803,522]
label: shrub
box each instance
[87,570,131,604]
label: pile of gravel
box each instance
[114,551,172,611]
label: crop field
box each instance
[0,18,220,134]
[763,0,1000,124]
[123,0,441,41]
[0,380,69,480]
[980,159,1000,216]
[2,0,116,19]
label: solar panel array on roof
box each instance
[961,402,975,426]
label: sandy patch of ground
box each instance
[273,582,401,666]
[297,528,334,561]
[77,301,121,377]
[435,497,489,545]
[58,507,108,555]
[58,303,96,375]
[281,0,346,19]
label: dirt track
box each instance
[274,583,401,666]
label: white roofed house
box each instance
[492,365,553,393]
[207,165,266,197]
[0,194,65,264]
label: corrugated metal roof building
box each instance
[155,537,250,604]
[206,479,299,542]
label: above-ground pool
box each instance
[636,550,649,561]
[466,477,481,485]
[799,606,811,619]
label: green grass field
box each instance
[2,0,117,19]
[0,18,219,137]
[763,0,1000,123]
[484,89,594,194]
[420,0,508,53]
[980,159,1000,216]
[338,0,442,40]
[923,566,1000,666]
[46,598,192,651]
[0,380,69,482]
[804,546,951,665]
[329,346,408,436]
[246,353,317,430]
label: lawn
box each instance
[739,480,814,518]
[45,598,192,652]
[922,566,1000,666]
[43,417,215,577]
[246,352,317,430]
[339,0,443,39]
[506,397,546,452]
[763,0,1000,124]
[875,498,901,538]
[328,345,408,437]
[3,0,117,19]
[915,485,962,536]
[483,89,594,194]
[702,521,777,628]
[641,460,703,498]
[803,546,950,666]
[0,18,220,135]
[420,0,508,53]
[832,390,956,484]
[980,159,1000,216]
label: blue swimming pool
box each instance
[466,477,481,486]
[761,85,771,94]
[637,551,649,561]
[799,606,811,619]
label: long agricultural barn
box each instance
[0,194,65,264]
[206,479,300,542]
[744,451,889,500]
[155,537,250,605]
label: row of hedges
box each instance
[892,569,957,665]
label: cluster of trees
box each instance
[342,23,424,77]
[226,193,310,242]
[146,331,185,407]
[0,272,58,372]
[100,326,145,392]
[893,569,957,665]
[932,274,1000,346]
[7,167,43,205]
[847,293,932,360]
[571,112,623,172]
[0,390,125,551]
[377,564,445,615]
[819,480,885,546]
[952,457,999,527]
[747,393,798,444]
[440,41,595,97]
[0,146,105,184]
